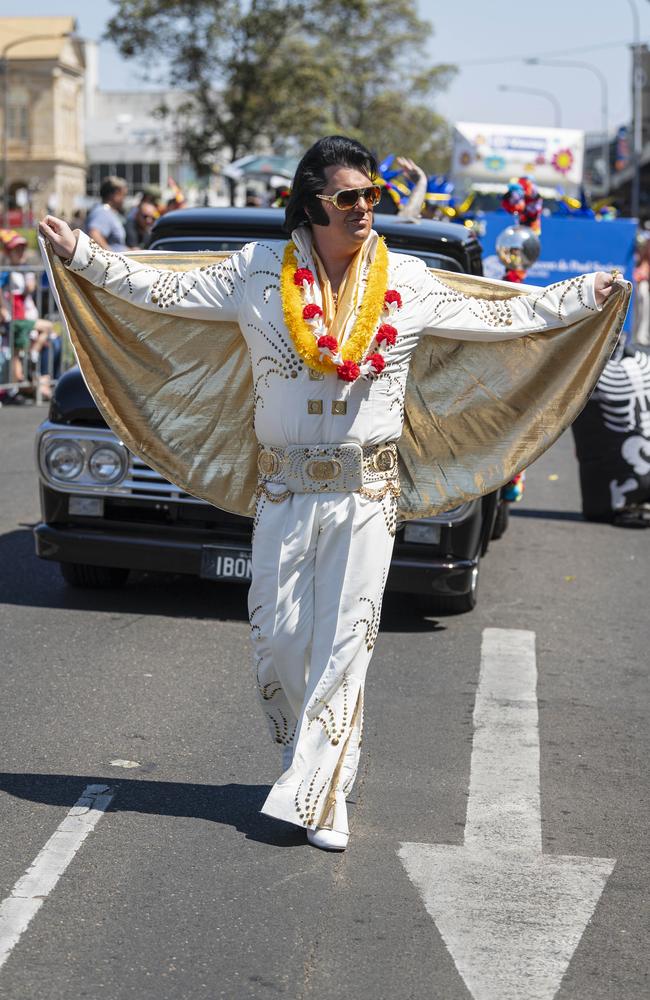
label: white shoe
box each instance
[306,792,349,851]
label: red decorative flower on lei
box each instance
[303,303,323,319]
[337,359,361,382]
[317,334,338,352]
[376,323,398,346]
[294,267,315,286]
[384,289,402,308]
[365,352,385,374]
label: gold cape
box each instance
[42,241,631,520]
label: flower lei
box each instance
[280,239,402,382]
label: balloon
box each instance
[495,225,541,270]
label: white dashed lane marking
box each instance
[399,627,616,1000]
[0,784,114,971]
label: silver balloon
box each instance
[495,225,541,270]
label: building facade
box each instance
[83,40,191,202]
[0,16,86,222]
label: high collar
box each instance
[291,227,379,344]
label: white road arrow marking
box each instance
[0,784,114,972]
[398,628,615,1000]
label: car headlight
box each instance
[45,440,85,481]
[89,446,126,484]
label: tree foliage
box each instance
[105,0,456,175]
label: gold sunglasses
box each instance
[315,185,382,211]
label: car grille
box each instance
[123,454,207,505]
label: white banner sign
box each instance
[453,121,585,194]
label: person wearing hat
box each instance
[0,230,54,400]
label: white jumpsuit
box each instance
[66,228,602,832]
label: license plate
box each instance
[200,546,252,581]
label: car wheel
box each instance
[59,563,130,588]
[422,564,479,616]
[491,500,509,540]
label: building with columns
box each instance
[0,16,86,222]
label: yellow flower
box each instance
[281,239,389,376]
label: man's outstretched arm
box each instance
[414,261,620,343]
[39,216,248,323]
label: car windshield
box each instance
[148,236,463,272]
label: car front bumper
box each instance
[34,522,478,596]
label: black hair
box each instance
[284,135,378,233]
[100,175,127,202]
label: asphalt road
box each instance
[0,405,647,1000]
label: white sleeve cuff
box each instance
[584,271,603,312]
[66,230,93,270]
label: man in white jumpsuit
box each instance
[41,136,619,851]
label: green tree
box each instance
[105,0,456,182]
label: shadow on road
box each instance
[0,527,443,632]
[0,771,307,848]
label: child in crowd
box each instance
[0,230,55,402]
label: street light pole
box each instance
[525,58,609,197]
[626,0,642,218]
[498,84,562,128]
[2,32,71,227]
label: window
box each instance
[8,103,28,142]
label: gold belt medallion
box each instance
[257,449,281,476]
[306,459,342,482]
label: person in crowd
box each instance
[163,193,187,214]
[85,176,128,251]
[125,195,160,249]
[374,157,428,220]
[0,230,54,401]
[270,184,291,209]
[245,187,264,208]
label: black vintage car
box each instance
[34,208,508,613]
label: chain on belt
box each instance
[255,442,401,502]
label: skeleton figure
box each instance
[593,350,650,510]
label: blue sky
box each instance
[9,0,650,135]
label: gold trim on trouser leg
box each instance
[317,688,362,830]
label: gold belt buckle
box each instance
[372,445,396,474]
[258,449,281,476]
[307,458,341,482]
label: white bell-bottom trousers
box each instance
[248,488,396,832]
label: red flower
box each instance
[366,352,385,374]
[337,360,361,382]
[384,289,402,308]
[376,323,398,346]
[303,303,323,320]
[294,267,315,286]
[317,334,338,352]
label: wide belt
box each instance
[256,442,399,495]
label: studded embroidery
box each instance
[378,492,398,535]
[267,707,295,745]
[249,604,262,641]
[256,659,282,701]
[352,572,387,651]
[308,677,350,746]
[294,768,329,825]
[252,492,266,540]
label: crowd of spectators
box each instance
[0,175,192,405]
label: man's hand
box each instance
[38,216,78,260]
[594,270,623,307]
[395,157,426,184]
